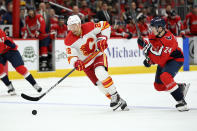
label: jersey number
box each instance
[164,47,172,54]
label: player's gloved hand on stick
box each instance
[143,43,152,57]
[143,57,152,67]
[74,60,85,71]
[137,37,146,48]
[97,37,108,52]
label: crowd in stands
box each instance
[0,0,197,39]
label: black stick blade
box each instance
[21,93,41,101]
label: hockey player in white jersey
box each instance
[64,15,128,111]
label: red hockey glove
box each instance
[74,60,85,71]
[97,38,108,52]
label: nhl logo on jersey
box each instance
[22,46,37,62]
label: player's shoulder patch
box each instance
[64,32,79,46]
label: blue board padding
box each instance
[183,38,189,71]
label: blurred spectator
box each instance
[49,8,58,27]
[96,2,111,24]
[184,5,197,35]
[23,6,51,70]
[164,10,185,36]
[95,0,103,13]
[0,0,6,20]
[164,5,172,17]
[50,15,68,38]
[38,2,50,33]
[131,1,137,12]
[71,5,85,23]
[88,0,97,13]
[126,16,137,37]
[20,6,26,28]
[80,0,94,22]
[1,1,12,24]
[111,15,132,39]
[137,14,149,36]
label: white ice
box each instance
[0,71,197,131]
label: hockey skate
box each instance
[110,92,129,111]
[176,99,189,112]
[7,83,16,96]
[175,83,190,112]
[178,83,190,98]
[33,84,42,93]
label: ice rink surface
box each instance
[0,71,197,131]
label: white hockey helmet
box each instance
[67,15,81,27]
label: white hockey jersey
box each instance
[64,21,111,68]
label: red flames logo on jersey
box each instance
[80,38,96,56]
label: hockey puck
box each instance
[32,110,37,115]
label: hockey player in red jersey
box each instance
[50,16,68,38]
[24,6,51,70]
[0,29,42,95]
[65,15,128,111]
[138,15,149,36]
[137,17,190,112]
[184,5,197,35]
[164,10,185,36]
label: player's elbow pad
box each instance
[4,40,16,48]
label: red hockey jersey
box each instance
[126,24,137,37]
[0,29,17,54]
[184,12,197,35]
[165,16,184,36]
[138,23,149,36]
[147,30,184,67]
[25,14,48,40]
[50,24,68,38]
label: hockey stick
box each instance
[21,51,100,101]
[21,68,76,101]
[131,9,142,39]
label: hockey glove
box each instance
[137,37,146,49]
[126,32,133,39]
[97,37,108,52]
[143,43,152,57]
[143,57,152,67]
[74,60,85,71]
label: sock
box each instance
[1,75,11,86]
[171,86,184,101]
[25,74,36,86]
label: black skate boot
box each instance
[40,56,48,71]
[177,83,190,98]
[176,99,189,112]
[110,92,129,111]
[7,83,16,96]
[172,83,190,112]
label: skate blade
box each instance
[112,101,122,111]
[183,83,190,98]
